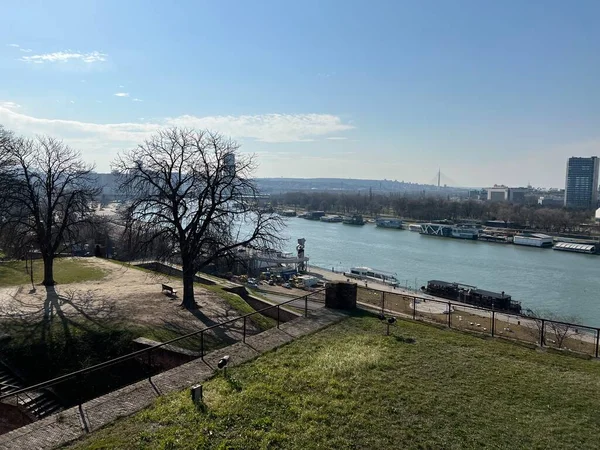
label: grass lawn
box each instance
[0,258,107,287]
[192,284,276,331]
[65,313,600,450]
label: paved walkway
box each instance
[0,308,346,450]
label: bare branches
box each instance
[114,127,282,308]
[0,131,100,285]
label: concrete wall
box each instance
[133,338,200,372]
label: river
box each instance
[278,217,600,326]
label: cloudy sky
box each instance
[1,0,599,188]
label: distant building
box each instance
[538,196,564,207]
[486,185,528,204]
[564,157,599,209]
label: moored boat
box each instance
[513,233,552,248]
[320,215,344,223]
[408,223,421,232]
[479,233,512,244]
[421,280,521,313]
[342,214,365,225]
[376,217,403,229]
[344,266,399,286]
[419,223,478,240]
[553,242,597,254]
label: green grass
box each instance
[65,313,600,449]
[201,284,277,331]
[0,258,107,286]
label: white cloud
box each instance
[0,106,354,170]
[326,136,348,140]
[7,44,20,48]
[118,85,125,88]
[20,51,107,64]
[0,102,21,110]
[132,98,143,102]
[114,92,129,97]
[70,100,75,104]
[19,48,32,53]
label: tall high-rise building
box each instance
[564,157,600,209]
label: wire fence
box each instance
[0,289,326,414]
[357,286,600,358]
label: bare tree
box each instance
[524,309,581,348]
[114,128,282,309]
[0,132,100,285]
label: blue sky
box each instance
[1,0,599,188]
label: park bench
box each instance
[161,284,177,296]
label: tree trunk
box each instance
[42,254,55,286]
[180,262,197,309]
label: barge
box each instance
[376,217,403,229]
[299,211,326,220]
[419,223,479,240]
[320,215,343,223]
[421,280,521,313]
[344,266,399,286]
[478,233,512,244]
[343,214,365,225]
[513,233,552,248]
[553,242,597,254]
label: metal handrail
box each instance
[0,288,325,402]
[361,285,597,331]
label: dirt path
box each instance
[0,258,255,341]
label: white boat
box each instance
[344,266,399,286]
[408,223,421,232]
[451,225,479,240]
[553,242,597,254]
[513,233,552,248]
[419,223,478,240]
[376,217,403,229]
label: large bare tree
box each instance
[0,131,100,285]
[114,128,281,309]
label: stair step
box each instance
[37,404,62,418]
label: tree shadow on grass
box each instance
[0,286,124,381]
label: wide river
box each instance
[279,218,600,326]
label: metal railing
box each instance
[357,286,600,358]
[0,288,326,408]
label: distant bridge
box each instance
[427,170,462,188]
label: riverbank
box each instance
[307,265,598,355]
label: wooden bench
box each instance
[161,284,177,296]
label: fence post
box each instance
[491,311,495,337]
[277,305,280,329]
[540,319,545,347]
[243,316,247,343]
[412,296,416,320]
[381,291,385,314]
[304,295,308,317]
[200,330,204,360]
[147,348,153,378]
[596,329,599,358]
[447,302,451,328]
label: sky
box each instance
[1,0,599,188]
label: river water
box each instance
[279,218,600,326]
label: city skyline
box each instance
[1,1,600,188]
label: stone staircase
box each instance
[0,361,63,420]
